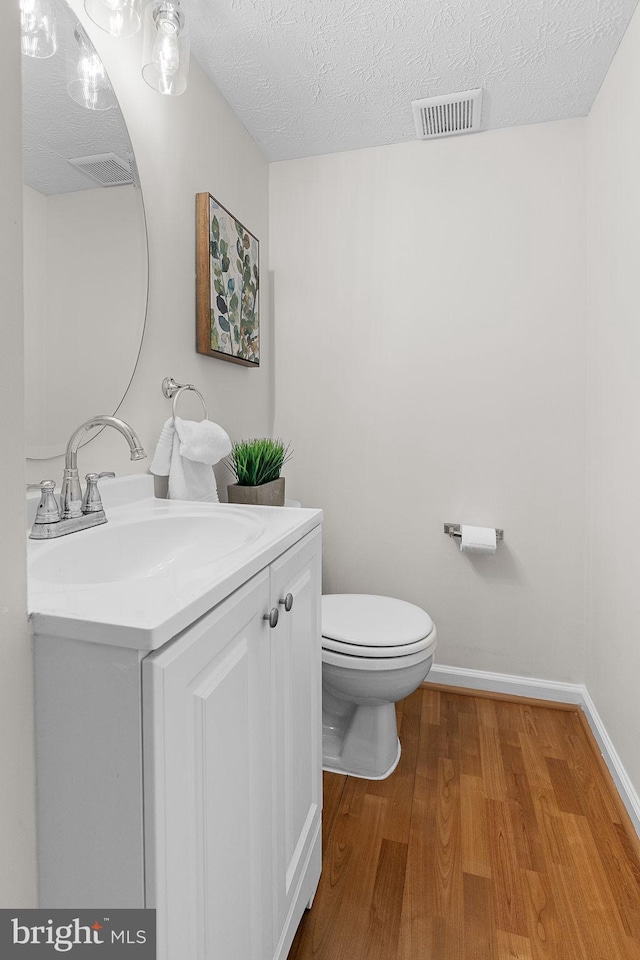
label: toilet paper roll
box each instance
[460,525,497,555]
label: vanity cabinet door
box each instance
[143,569,275,960]
[270,529,323,960]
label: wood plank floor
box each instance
[288,686,640,960]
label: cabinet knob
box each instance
[279,593,294,612]
[264,607,279,629]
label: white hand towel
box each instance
[148,419,175,476]
[150,418,231,502]
[174,416,232,465]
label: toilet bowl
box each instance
[321,594,437,780]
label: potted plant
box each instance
[226,437,292,506]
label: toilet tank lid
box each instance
[322,594,434,648]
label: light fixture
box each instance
[20,0,57,58]
[83,0,141,39]
[142,0,189,96]
[67,24,117,111]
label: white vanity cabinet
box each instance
[33,509,322,960]
[143,529,322,960]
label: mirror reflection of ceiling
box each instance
[22,0,133,195]
[184,0,639,162]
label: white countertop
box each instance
[28,475,322,651]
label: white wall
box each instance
[0,7,37,907]
[586,3,640,795]
[271,121,587,683]
[25,0,272,488]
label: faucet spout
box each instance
[64,416,146,470]
[60,416,146,519]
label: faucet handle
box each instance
[81,471,116,514]
[80,473,105,514]
[33,480,60,525]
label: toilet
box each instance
[321,594,437,780]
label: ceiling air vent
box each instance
[412,89,483,141]
[67,152,134,187]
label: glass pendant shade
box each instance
[84,0,141,39]
[20,0,57,58]
[142,0,189,96]
[67,25,117,111]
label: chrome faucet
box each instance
[29,416,146,540]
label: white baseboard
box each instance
[428,663,585,704]
[580,688,640,838]
[426,663,640,838]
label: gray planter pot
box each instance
[227,477,285,506]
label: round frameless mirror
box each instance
[21,0,148,460]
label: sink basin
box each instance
[29,511,263,586]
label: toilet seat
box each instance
[322,639,437,670]
[322,632,437,659]
[322,594,436,659]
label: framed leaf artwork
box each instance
[196,192,260,366]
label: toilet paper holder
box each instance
[444,523,504,541]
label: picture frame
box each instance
[196,192,260,366]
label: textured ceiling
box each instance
[186,0,639,161]
[22,0,133,195]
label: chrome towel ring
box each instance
[162,377,208,420]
